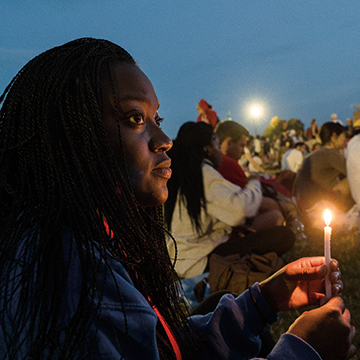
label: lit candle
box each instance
[324,209,332,300]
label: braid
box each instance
[0,38,205,359]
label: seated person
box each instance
[347,119,360,207]
[240,136,266,174]
[281,142,306,173]
[250,152,264,173]
[293,122,355,227]
[215,120,295,229]
[165,122,295,279]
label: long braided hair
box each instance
[0,38,203,359]
[164,121,215,235]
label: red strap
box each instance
[152,306,182,360]
[104,222,182,359]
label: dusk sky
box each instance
[1,1,359,139]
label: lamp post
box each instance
[250,105,262,136]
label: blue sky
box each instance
[1,0,359,139]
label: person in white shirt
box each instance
[253,135,262,154]
[346,119,360,207]
[249,152,263,173]
[240,137,265,174]
[164,122,295,278]
[281,142,306,173]
[331,113,344,125]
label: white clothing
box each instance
[167,161,262,278]
[240,147,263,174]
[254,138,261,153]
[249,156,263,173]
[347,134,360,206]
[331,118,344,125]
[281,149,303,173]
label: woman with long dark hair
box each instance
[0,39,354,360]
[165,121,295,279]
[0,37,198,360]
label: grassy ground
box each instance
[269,225,360,359]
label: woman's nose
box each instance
[149,125,173,152]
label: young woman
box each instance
[164,122,295,279]
[0,38,354,360]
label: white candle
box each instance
[324,209,332,300]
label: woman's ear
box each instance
[203,145,211,157]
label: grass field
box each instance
[269,225,360,359]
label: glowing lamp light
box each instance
[323,209,332,301]
[250,105,262,118]
[249,105,263,136]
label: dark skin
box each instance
[260,258,343,311]
[203,134,223,169]
[260,257,356,360]
[287,296,355,360]
[102,62,173,207]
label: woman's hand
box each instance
[287,296,356,360]
[259,256,342,312]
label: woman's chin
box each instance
[137,189,169,208]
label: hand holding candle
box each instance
[324,209,332,300]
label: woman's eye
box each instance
[128,114,144,125]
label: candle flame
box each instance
[324,209,331,226]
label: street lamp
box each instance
[250,105,263,136]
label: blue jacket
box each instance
[0,227,321,359]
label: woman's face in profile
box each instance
[204,134,222,169]
[102,62,173,207]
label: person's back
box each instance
[168,160,249,277]
[281,143,305,173]
[165,122,262,278]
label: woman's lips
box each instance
[153,160,172,179]
[152,167,172,179]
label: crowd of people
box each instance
[227,117,360,232]
[0,38,356,359]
